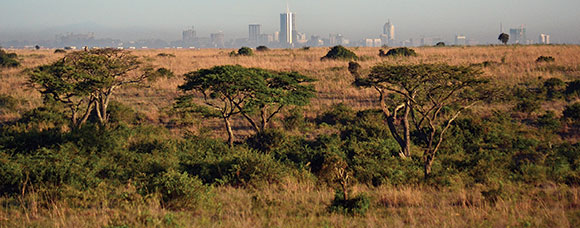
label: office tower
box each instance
[182,27,196,42]
[280,6,296,44]
[509,25,527,44]
[249,24,261,43]
[539,34,550,44]
[210,32,225,48]
[383,20,395,42]
[455,35,467,45]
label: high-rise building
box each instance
[182,27,196,42]
[539,34,551,44]
[210,32,225,48]
[509,25,527,44]
[249,24,261,43]
[383,20,395,42]
[280,6,296,45]
[455,35,467,46]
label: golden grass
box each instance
[2,180,578,227]
[2,45,579,135]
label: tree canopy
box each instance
[498,33,510,45]
[321,46,358,61]
[178,65,316,147]
[355,63,487,177]
[29,48,171,128]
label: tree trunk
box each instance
[424,152,435,179]
[224,117,234,147]
[402,102,412,157]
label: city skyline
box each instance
[1,0,579,46]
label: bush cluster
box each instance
[321,45,358,61]
[0,49,20,68]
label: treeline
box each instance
[0,48,579,215]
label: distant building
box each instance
[182,27,196,42]
[383,20,395,44]
[210,32,225,48]
[280,6,296,45]
[539,34,551,44]
[248,24,261,43]
[455,35,467,46]
[258,34,273,45]
[509,25,527,44]
[365,38,382,47]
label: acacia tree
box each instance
[177,65,315,147]
[498,33,510,45]
[355,64,487,177]
[29,48,170,128]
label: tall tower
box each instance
[249,24,261,43]
[280,5,295,45]
[182,26,196,42]
[383,20,395,42]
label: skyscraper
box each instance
[249,24,261,43]
[383,20,395,42]
[182,27,196,42]
[280,6,296,45]
[539,34,550,44]
[510,25,527,44]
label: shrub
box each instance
[0,49,20,68]
[380,47,417,57]
[565,80,580,98]
[321,45,358,61]
[515,99,540,115]
[543,78,565,99]
[156,53,176,57]
[237,46,253,56]
[315,103,356,126]
[329,189,370,215]
[536,111,561,131]
[150,169,208,209]
[536,56,555,63]
[435,42,446,47]
[54,49,67,54]
[563,102,580,121]
[0,94,19,114]
[255,46,269,52]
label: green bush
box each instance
[515,99,540,115]
[536,111,561,131]
[536,56,555,63]
[0,49,20,68]
[0,94,19,114]
[543,78,565,100]
[566,80,580,98]
[563,102,580,121]
[256,46,269,52]
[150,169,208,209]
[54,49,67,54]
[237,47,253,56]
[321,45,358,61]
[315,103,356,126]
[329,189,370,216]
[380,47,417,57]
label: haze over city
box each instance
[1,0,579,47]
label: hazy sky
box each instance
[1,0,579,43]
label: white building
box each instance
[280,6,296,45]
[539,34,551,44]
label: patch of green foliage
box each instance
[321,45,358,61]
[0,49,20,68]
[379,47,417,57]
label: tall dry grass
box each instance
[2,45,579,134]
[2,179,578,227]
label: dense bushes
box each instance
[379,47,417,57]
[0,49,20,68]
[321,45,358,61]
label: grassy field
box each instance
[1,45,580,227]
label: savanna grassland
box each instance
[1,45,580,227]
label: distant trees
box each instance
[435,42,446,47]
[178,65,315,147]
[0,49,20,68]
[379,47,417,57]
[498,33,509,45]
[256,46,270,52]
[354,63,487,177]
[29,48,172,129]
[321,45,358,61]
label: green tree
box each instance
[178,65,315,147]
[0,49,20,68]
[29,48,170,128]
[498,33,509,45]
[237,47,254,56]
[321,45,358,61]
[355,63,487,177]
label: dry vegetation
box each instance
[2,45,579,133]
[2,45,580,227]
